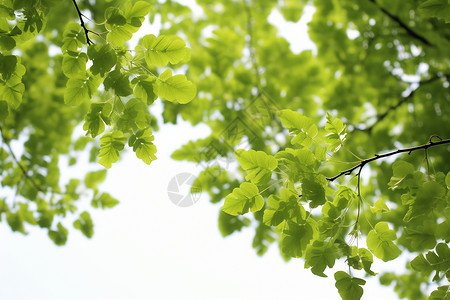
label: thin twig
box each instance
[326,138,450,182]
[368,0,433,46]
[71,0,93,45]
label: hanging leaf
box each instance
[334,271,365,300]
[367,222,401,262]
[143,34,189,67]
[155,69,196,104]
[97,131,127,168]
[235,149,277,186]
[128,128,157,165]
[222,182,264,216]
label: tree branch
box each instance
[0,126,44,192]
[243,0,261,89]
[326,138,450,182]
[356,74,448,133]
[368,0,433,47]
[71,0,93,45]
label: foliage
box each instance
[0,0,449,299]
[0,0,194,247]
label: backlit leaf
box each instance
[367,222,401,262]
[222,182,264,216]
[235,149,277,185]
[334,271,365,300]
[97,131,127,168]
[155,69,196,104]
[143,34,189,67]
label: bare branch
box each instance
[368,0,433,46]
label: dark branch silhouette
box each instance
[0,125,44,193]
[326,138,450,182]
[72,0,93,45]
[368,0,433,46]
[356,74,448,133]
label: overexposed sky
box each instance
[0,3,400,300]
[0,114,399,300]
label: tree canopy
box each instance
[0,0,449,299]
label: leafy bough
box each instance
[220,109,450,300]
[62,0,197,168]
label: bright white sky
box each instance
[0,3,400,300]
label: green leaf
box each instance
[404,181,446,222]
[0,100,8,121]
[48,223,68,246]
[0,54,17,80]
[84,170,107,189]
[275,148,319,183]
[125,1,151,19]
[91,192,119,209]
[87,44,117,76]
[62,22,85,52]
[104,7,132,45]
[116,98,150,132]
[46,156,60,188]
[83,102,106,138]
[334,271,365,300]
[97,131,126,168]
[402,219,437,251]
[429,285,450,300]
[347,246,376,276]
[62,51,87,78]
[104,69,133,97]
[388,160,415,190]
[235,149,277,186]
[155,69,196,104]
[73,211,94,238]
[64,73,101,106]
[280,219,317,258]
[128,128,157,165]
[426,243,450,281]
[6,211,25,233]
[411,253,433,275]
[367,222,401,262]
[222,182,264,216]
[302,177,326,208]
[263,188,306,226]
[325,112,347,152]
[106,7,127,26]
[143,34,189,67]
[304,240,337,277]
[132,75,157,105]
[358,248,376,276]
[218,210,251,237]
[277,109,318,147]
[419,0,450,22]
[370,199,390,216]
[37,210,54,228]
[104,2,150,46]
[0,35,16,51]
[0,59,25,109]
